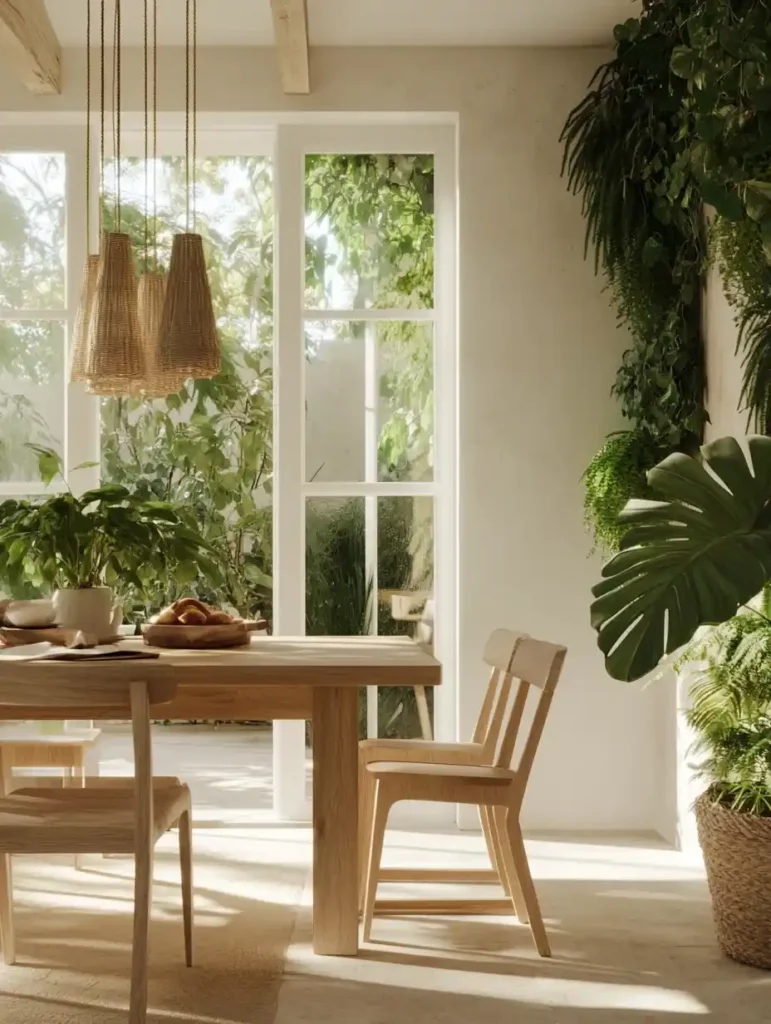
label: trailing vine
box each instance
[563,0,771,550]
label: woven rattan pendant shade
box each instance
[138,271,184,395]
[85,232,144,396]
[69,255,100,382]
[159,232,220,379]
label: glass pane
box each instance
[305,320,433,484]
[100,156,274,623]
[377,496,435,738]
[0,154,66,309]
[378,322,433,482]
[306,498,369,636]
[305,154,434,310]
[305,321,364,483]
[0,320,64,482]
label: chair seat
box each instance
[360,738,484,763]
[366,760,515,782]
[0,777,190,854]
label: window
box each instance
[0,120,457,819]
[0,129,91,494]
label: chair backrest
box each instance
[0,672,176,857]
[471,629,529,759]
[490,635,566,789]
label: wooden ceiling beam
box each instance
[0,0,62,94]
[270,0,310,95]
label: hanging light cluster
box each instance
[69,0,220,397]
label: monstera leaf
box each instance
[591,436,771,681]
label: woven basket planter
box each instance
[695,790,771,969]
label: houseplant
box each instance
[0,446,219,635]
[591,434,771,967]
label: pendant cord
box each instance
[143,0,149,265]
[116,0,122,230]
[153,0,158,270]
[99,0,105,240]
[193,0,197,230]
[85,0,91,253]
[185,0,190,231]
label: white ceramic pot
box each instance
[53,586,118,640]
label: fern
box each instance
[681,602,771,816]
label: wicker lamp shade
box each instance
[85,232,144,396]
[159,233,220,379]
[137,271,185,396]
[69,255,100,382]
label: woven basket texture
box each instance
[695,790,771,969]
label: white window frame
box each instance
[273,124,457,819]
[0,118,458,825]
[0,126,98,497]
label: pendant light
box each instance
[69,0,99,383]
[86,0,144,396]
[159,0,220,380]
[138,0,183,396]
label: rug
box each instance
[0,727,307,1024]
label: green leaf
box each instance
[670,46,699,80]
[641,237,664,268]
[591,436,771,681]
[699,179,744,221]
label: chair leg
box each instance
[414,686,433,740]
[480,805,511,897]
[179,810,194,968]
[501,810,550,957]
[129,846,153,1023]
[0,854,15,966]
[361,781,390,943]
[358,758,375,912]
[492,806,529,923]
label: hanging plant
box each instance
[563,0,771,551]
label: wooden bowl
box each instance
[141,619,267,650]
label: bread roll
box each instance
[172,597,210,616]
[156,607,180,625]
[206,610,233,625]
[179,607,208,626]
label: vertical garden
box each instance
[563,0,771,553]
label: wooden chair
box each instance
[360,631,566,957]
[0,676,193,1024]
[0,725,101,792]
[358,628,529,907]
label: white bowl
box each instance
[4,599,56,628]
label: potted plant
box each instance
[0,446,219,637]
[591,435,771,968]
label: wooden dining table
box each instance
[0,635,441,956]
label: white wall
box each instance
[0,45,671,832]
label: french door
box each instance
[273,125,457,819]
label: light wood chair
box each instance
[0,676,193,1024]
[360,631,566,957]
[0,725,101,792]
[358,628,529,907]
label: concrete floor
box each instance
[27,725,771,1022]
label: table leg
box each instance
[312,686,359,955]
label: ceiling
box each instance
[45,1,640,48]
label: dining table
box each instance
[0,634,442,956]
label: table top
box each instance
[0,635,442,688]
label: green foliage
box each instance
[581,430,660,552]
[306,497,432,738]
[0,446,216,597]
[564,0,771,548]
[678,602,771,816]
[591,435,771,682]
